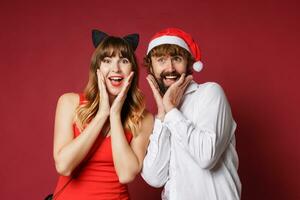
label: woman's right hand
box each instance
[97,69,110,117]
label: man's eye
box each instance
[173,56,182,62]
[157,58,165,63]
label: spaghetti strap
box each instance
[78,93,87,105]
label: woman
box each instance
[52,30,153,200]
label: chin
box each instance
[107,88,121,97]
[157,82,169,95]
[163,81,176,88]
[163,82,173,87]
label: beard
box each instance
[152,70,182,95]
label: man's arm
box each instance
[141,75,171,187]
[164,83,236,169]
[141,118,171,187]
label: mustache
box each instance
[160,71,181,79]
[150,71,181,95]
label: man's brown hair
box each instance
[143,44,195,75]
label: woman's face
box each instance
[99,54,133,97]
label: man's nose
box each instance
[165,58,175,72]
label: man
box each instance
[141,28,241,200]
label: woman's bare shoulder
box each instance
[56,93,80,111]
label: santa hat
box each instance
[146,28,203,72]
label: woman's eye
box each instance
[103,58,111,63]
[121,58,129,64]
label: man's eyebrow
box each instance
[154,55,165,58]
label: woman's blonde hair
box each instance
[75,36,145,136]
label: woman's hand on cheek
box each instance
[110,71,134,115]
[97,69,110,117]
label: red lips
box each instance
[108,75,124,87]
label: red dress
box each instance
[53,94,132,200]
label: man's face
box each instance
[150,54,187,94]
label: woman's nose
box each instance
[111,62,121,72]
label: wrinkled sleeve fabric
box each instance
[141,118,171,187]
[164,83,236,169]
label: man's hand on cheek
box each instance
[163,74,193,113]
[146,74,166,120]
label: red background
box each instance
[0,0,299,199]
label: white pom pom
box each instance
[193,61,203,72]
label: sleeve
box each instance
[164,83,236,170]
[141,118,171,187]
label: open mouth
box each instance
[164,75,179,80]
[163,75,180,84]
[108,76,124,87]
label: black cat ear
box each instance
[92,29,108,48]
[123,34,139,51]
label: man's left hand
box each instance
[163,74,193,113]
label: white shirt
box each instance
[142,82,241,200]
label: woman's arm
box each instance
[53,93,109,176]
[110,111,154,184]
[108,72,153,183]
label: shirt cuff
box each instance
[153,118,163,134]
[149,117,168,142]
[164,108,186,124]
[164,108,191,143]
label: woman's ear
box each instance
[123,34,139,51]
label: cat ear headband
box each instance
[92,29,139,51]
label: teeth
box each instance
[109,77,123,81]
[165,76,177,79]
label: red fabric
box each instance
[53,94,132,200]
[149,27,201,61]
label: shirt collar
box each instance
[184,80,198,95]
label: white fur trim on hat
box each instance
[147,35,190,54]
